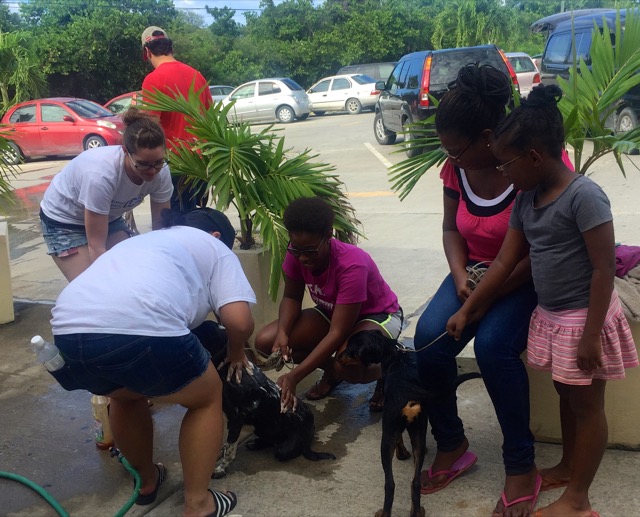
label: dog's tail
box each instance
[302,449,336,461]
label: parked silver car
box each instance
[209,85,235,102]
[506,52,540,98]
[306,74,380,115]
[222,78,311,123]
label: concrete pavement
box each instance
[2,113,640,516]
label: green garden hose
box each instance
[0,448,141,517]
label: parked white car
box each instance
[221,78,310,123]
[306,74,380,115]
[506,52,540,98]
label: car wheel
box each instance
[1,141,22,165]
[298,113,309,121]
[403,121,423,158]
[276,105,295,123]
[617,107,638,133]
[313,110,325,116]
[346,98,362,115]
[84,135,107,150]
[374,112,396,145]
[616,107,640,155]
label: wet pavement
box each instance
[2,129,640,516]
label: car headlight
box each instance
[97,120,117,129]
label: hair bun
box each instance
[524,84,562,109]
[455,64,512,107]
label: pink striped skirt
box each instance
[528,290,639,385]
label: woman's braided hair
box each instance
[435,64,513,138]
[493,84,564,158]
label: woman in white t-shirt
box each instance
[39,108,173,281]
[50,208,255,517]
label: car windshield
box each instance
[65,99,113,119]
[509,56,536,73]
[351,74,376,85]
[281,78,304,91]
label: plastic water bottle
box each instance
[91,395,114,450]
[30,335,65,372]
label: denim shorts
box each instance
[40,209,132,257]
[52,332,211,397]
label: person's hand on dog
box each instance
[218,351,254,383]
[277,372,298,413]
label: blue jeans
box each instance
[53,329,212,397]
[415,273,537,475]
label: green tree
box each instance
[18,0,181,103]
[0,1,20,31]
[0,31,45,112]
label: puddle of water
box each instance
[1,180,51,259]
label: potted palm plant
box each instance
[139,88,361,304]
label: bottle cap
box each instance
[31,335,45,349]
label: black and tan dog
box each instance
[193,321,335,478]
[341,330,481,517]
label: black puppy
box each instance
[193,321,335,478]
[341,330,481,517]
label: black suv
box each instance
[373,44,518,157]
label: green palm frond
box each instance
[388,109,446,201]
[140,85,361,299]
[558,9,640,175]
[0,127,19,202]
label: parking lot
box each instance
[5,110,640,314]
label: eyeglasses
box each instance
[496,154,524,173]
[286,238,325,258]
[126,149,168,172]
[439,139,475,161]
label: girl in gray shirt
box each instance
[446,84,637,517]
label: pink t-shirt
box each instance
[441,161,516,263]
[282,238,399,318]
[441,151,574,263]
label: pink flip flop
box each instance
[498,473,542,514]
[421,450,478,495]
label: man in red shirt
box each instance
[141,26,212,212]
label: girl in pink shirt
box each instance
[255,197,402,411]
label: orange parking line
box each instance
[347,191,395,198]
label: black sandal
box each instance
[207,488,238,517]
[135,463,167,505]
